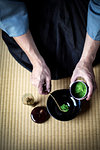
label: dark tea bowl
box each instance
[47,89,81,121]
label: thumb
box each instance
[70,75,78,87]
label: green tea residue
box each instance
[74,82,87,98]
[60,104,69,112]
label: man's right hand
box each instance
[13,30,51,95]
[31,60,51,95]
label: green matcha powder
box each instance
[74,82,87,98]
[60,104,69,112]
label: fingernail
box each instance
[86,97,90,101]
[86,98,89,101]
[48,89,50,93]
[39,90,43,95]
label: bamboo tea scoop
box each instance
[49,93,69,112]
[43,83,69,112]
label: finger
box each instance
[38,83,43,95]
[86,79,94,101]
[38,80,49,95]
[30,75,37,87]
[70,75,78,87]
[42,82,49,95]
[38,79,46,95]
[46,77,51,93]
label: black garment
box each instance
[2,0,91,79]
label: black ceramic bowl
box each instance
[47,89,81,121]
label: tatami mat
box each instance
[0,29,100,150]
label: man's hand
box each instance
[13,30,51,94]
[70,33,100,100]
[31,60,51,95]
[71,60,96,100]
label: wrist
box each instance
[79,58,93,69]
[28,48,45,66]
[80,33,100,65]
[80,54,94,65]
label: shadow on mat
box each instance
[78,100,91,116]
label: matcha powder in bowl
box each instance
[60,104,69,112]
[70,81,88,100]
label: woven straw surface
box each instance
[0,30,100,150]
